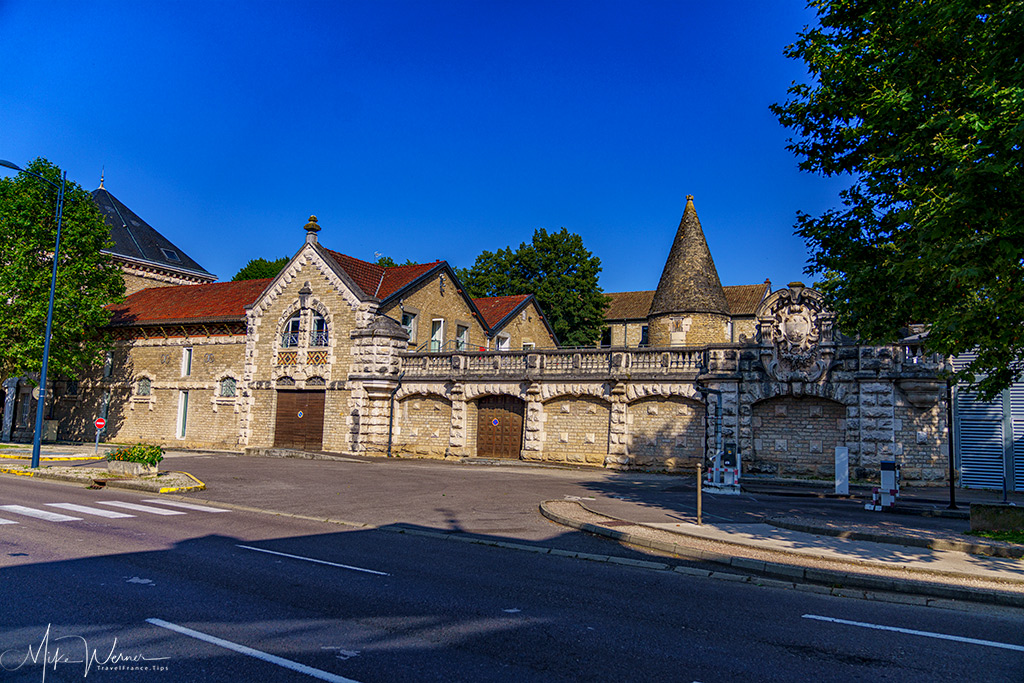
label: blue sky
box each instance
[0,1,844,293]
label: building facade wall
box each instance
[647,312,730,347]
[749,396,846,478]
[490,301,557,349]
[379,271,488,352]
[537,394,610,465]
[626,395,704,471]
[396,393,452,456]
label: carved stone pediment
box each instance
[755,283,836,382]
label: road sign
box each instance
[94,417,106,430]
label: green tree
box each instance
[374,255,418,267]
[0,158,126,382]
[459,228,609,347]
[772,1,1024,398]
[232,256,290,281]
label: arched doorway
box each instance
[476,395,524,459]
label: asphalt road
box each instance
[2,474,1023,682]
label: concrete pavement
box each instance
[2,441,1022,608]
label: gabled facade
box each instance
[38,216,558,451]
[473,295,558,350]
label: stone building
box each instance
[7,188,953,486]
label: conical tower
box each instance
[647,195,730,346]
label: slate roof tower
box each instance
[646,195,730,346]
[91,177,215,294]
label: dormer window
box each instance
[310,314,329,347]
[281,314,301,347]
[160,248,181,262]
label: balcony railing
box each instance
[399,346,710,379]
[281,332,299,348]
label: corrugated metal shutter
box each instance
[956,389,1006,489]
[1011,383,1024,491]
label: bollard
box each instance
[696,463,703,526]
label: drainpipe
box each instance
[386,372,406,457]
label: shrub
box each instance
[106,443,164,467]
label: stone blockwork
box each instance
[749,396,846,478]
[396,393,452,456]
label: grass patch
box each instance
[966,529,1024,545]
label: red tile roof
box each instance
[472,295,531,329]
[724,281,771,316]
[605,291,655,320]
[604,281,771,321]
[108,279,271,325]
[322,249,441,300]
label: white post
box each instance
[834,446,849,495]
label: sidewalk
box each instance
[541,481,1024,609]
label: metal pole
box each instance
[696,463,703,526]
[31,170,66,469]
[946,380,957,510]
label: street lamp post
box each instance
[0,160,67,469]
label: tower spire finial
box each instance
[99,166,105,189]
[304,215,321,244]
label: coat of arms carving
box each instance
[755,283,835,382]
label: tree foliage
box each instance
[374,255,418,267]
[772,1,1024,397]
[0,158,126,382]
[231,256,290,281]
[459,228,609,347]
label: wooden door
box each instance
[477,395,524,459]
[274,390,325,451]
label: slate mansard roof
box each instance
[91,186,215,281]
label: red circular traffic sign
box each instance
[94,418,106,430]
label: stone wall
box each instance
[537,395,610,465]
[750,396,846,478]
[396,393,452,456]
[647,312,729,347]
[626,396,704,471]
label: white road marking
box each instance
[126,576,154,585]
[97,501,187,515]
[0,505,81,522]
[236,545,389,576]
[146,619,362,683]
[47,503,135,518]
[803,614,1024,652]
[140,499,229,512]
[0,517,18,525]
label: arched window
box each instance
[281,314,301,347]
[136,377,152,396]
[310,314,329,347]
[220,377,237,397]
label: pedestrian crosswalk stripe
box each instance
[0,517,18,525]
[46,503,135,519]
[0,505,82,522]
[140,499,229,513]
[96,501,186,515]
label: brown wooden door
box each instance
[274,390,325,451]
[477,395,524,459]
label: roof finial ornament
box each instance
[304,215,320,244]
[686,194,694,203]
[99,166,105,189]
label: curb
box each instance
[539,500,1024,609]
[767,517,1024,559]
[0,466,206,494]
